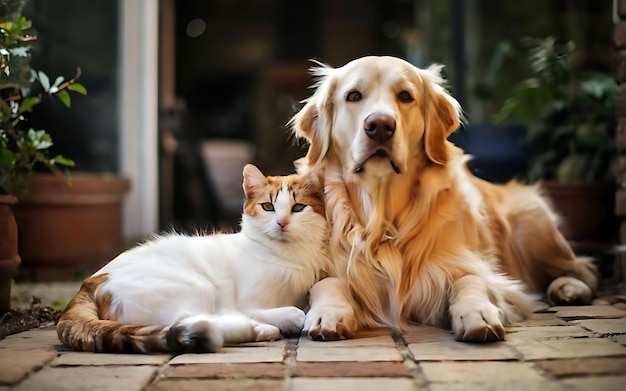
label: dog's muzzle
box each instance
[364,113,396,145]
[354,113,400,174]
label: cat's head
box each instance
[241,164,326,241]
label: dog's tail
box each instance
[502,182,599,297]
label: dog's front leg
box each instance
[304,277,357,341]
[449,274,506,342]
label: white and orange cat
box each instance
[57,164,328,353]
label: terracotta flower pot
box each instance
[0,194,20,313]
[541,181,615,244]
[12,173,131,281]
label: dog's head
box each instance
[291,56,461,178]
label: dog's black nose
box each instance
[364,113,396,144]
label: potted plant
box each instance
[2,3,131,286]
[495,37,616,244]
[0,3,87,310]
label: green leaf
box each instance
[17,96,40,114]
[67,82,87,95]
[56,90,71,108]
[0,146,14,167]
[15,16,31,31]
[51,155,75,167]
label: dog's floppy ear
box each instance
[290,63,336,172]
[419,65,461,165]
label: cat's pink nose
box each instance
[277,220,289,230]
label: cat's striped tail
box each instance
[56,274,222,353]
[56,274,173,353]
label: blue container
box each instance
[449,123,530,183]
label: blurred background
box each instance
[21,0,614,240]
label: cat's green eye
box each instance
[291,203,306,213]
[260,202,275,212]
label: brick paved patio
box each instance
[1,298,626,391]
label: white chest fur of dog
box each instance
[291,56,598,342]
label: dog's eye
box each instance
[398,91,414,103]
[346,91,362,102]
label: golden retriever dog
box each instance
[290,56,598,342]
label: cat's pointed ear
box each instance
[242,164,266,198]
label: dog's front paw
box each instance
[548,276,593,305]
[450,302,505,342]
[303,306,356,341]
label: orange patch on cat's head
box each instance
[241,164,325,217]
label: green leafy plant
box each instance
[495,37,616,183]
[0,13,86,195]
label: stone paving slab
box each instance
[12,365,157,391]
[408,340,519,361]
[535,357,626,377]
[297,334,396,348]
[403,325,455,344]
[560,375,626,391]
[612,334,626,345]
[572,317,626,335]
[509,312,569,327]
[0,349,57,385]
[169,344,287,364]
[296,345,404,362]
[52,352,172,366]
[420,361,547,383]
[422,361,564,391]
[161,362,287,379]
[288,377,420,391]
[514,337,626,360]
[504,325,593,343]
[148,378,283,391]
[292,361,414,378]
[428,381,564,391]
[0,327,64,351]
[549,305,626,320]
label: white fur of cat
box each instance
[56,164,328,353]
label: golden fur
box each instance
[291,56,598,342]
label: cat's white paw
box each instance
[450,301,505,342]
[275,307,306,337]
[166,315,224,353]
[253,323,282,341]
[250,306,305,337]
